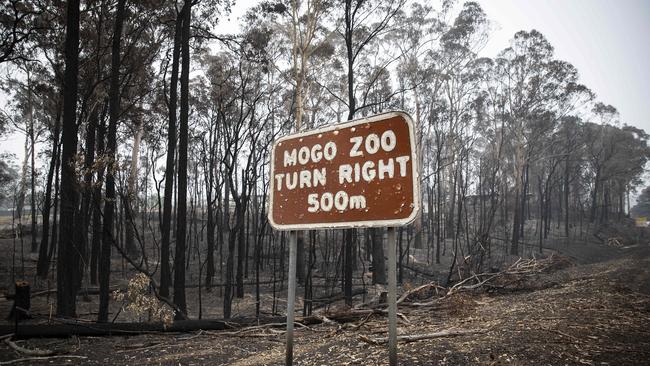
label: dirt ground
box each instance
[1,232,649,365]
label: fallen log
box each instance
[27,286,121,299]
[311,288,367,308]
[2,319,241,339]
[1,305,404,339]
[402,264,439,279]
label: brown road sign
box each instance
[268,111,420,230]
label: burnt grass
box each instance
[1,230,650,365]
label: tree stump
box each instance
[8,281,31,321]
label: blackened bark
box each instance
[510,187,521,256]
[223,203,239,319]
[173,0,191,317]
[90,113,106,286]
[236,170,246,298]
[74,105,98,289]
[56,0,81,318]
[564,156,570,237]
[343,1,355,303]
[204,143,215,290]
[344,229,353,306]
[49,153,60,266]
[98,0,127,323]
[36,112,61,279]
[370,227,386,284]
[590,168,600,223]
[160,2,184,299]
[296,234,305,284]
[123,121,143,258]
[29,77,37,254]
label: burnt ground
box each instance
[1,232,649,365]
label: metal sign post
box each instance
[387,227,398,365]
[285,230,297,366]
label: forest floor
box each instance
[1,227,650,365]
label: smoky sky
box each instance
[477,0,650,133]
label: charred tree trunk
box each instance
[159,3,184,299]
[173,0,191,318]
[74,105,98,289]
[36,112,61,279]
[56,0,81,318]
[205,165,215,291]
[344,229,354,305]
[28,74,37,254]
[564,156,570,237]
[223,202,240,319]
[370,228,386,284]
[98,0,126,323]
[90,113,106,286]
[236,171,247,298]
[124,121,144,259]
[590,168,600,223]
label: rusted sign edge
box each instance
[267,110,421,231]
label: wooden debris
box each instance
[396,283,445,305]
[4,338,54,356]
[398,254,573,307]
[0,355,87,365]
[312,288,366,309]
[359,328,486,345]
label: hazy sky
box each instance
[477,0,650,132]
[2,0,649,160]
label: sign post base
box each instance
[387,227,398,365]
[286,230,297,365]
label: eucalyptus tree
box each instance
[631,185,650,218]
[582,106,649,223]
[57,0,81,317]
[556,116,582,237]
[336,0,406,304]
[0,61,50,256]
[494,30,590,255]
[470,59,507,264]
[159,0,185,299]
[191,72,223,291]
[0,0,43,64]
[389,1,443,253]
[203,29,281,316]
[173,0,193,318]
[98,0,127,323]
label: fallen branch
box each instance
[312,288,366,309]
[4,338,54,356]
[448,273,501,295]
[398,254,573,307]
[29,286,122,299]
[396,283,445,305]
[402,264,439,279]
[1,319,237,338]
[359,328,485,345]
[0,355,87,365]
